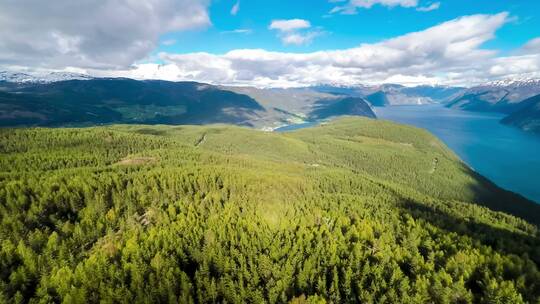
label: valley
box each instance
[3,2,540,303]
[0,76,375,129]
[3,72,540,136]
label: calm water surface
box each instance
[274,122,319,132]
[376,104,540,204]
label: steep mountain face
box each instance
[309,97,375,120]
[447,79,540,113]
[1,118,539,303]
[365,90,389,106]
[501,94,540,134]
[222,86,375,127]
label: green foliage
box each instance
[1,117,539,303]
[0,79,265,127]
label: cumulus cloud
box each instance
[522,37,540,54]
[5,10,538,88]
[489,55,540,77]
[330,0,418,14]
[269,19,321,46]
[416,2,440,12]
[269,19,311,32]
[0,0,210,70]
[486,37,540,78]
[88,13,535,88]
[281,32,322,46]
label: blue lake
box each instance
[375,104,540,204]
[274,122,319,132]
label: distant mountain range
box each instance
[2,70,540,134]
[445,79,540,134]
[0,71,93,83]
[446,79,540,113]
[0,75,375,129]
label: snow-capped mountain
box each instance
[0,71,37,83]
[0,71,93,83]
[484,78,540,88]
[447,78,540,113]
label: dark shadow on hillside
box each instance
[400,199,540,265]
[365,91,388,107]
[0,79,267,127]
[457,163,540,227]
[308,97,376,120]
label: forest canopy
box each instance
[1,117,539,303]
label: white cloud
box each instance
[522,37,540,54]
[87,13,531,88]
[6,12,539,88]
[416,2,440,12]
[0,0,210,69]
[489,55,540,77]
[231,1,240,15]
[269,19,311,32]
[281,32,322,46]
[331,0,418,14]
[269,19,321,46]
[221,29,253,34]
[487,38,540,78]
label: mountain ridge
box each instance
[3,71,540,134]
[0,71,93,83]
[501,94,540,134]
[0,78,376,129]
[447,78,540,113]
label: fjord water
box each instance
[274,122,319,132]
[375,104,540,204]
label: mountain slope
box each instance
[308,97,375,120]
[365,90,389,106]
[447,79,540,113]
[0,79,267,127]
[0,78,376,129]
[1,117,539,303]
[223,86,375,127]
[501,94,540,134]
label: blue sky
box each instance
[1,0,539,87]
[159,0,540,54]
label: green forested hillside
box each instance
[0,79,266,127]
[1,117,539,303]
